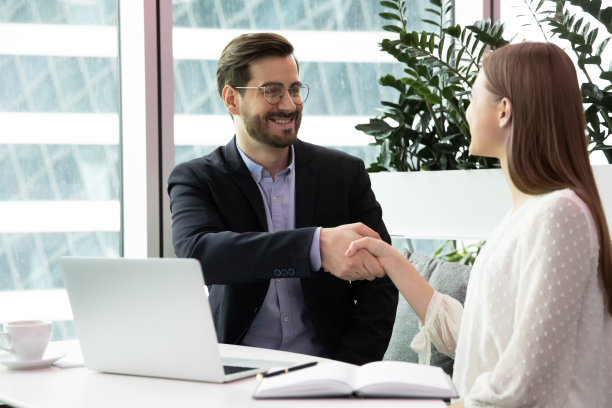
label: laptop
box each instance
[60,256,290,382]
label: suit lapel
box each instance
[294,140,318,228]
[223,137,268,231]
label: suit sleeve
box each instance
[168,162,318,284]
[332,160,399,365]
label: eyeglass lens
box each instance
[263,85,309,105]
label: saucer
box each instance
[0,352,66,370]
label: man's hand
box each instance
[320,223,384,281]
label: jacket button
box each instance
[273,269,282,277]
[288,268,296,277]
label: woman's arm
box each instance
[346,237,434,322]
[346,238,464,363]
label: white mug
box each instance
[0,320,53,361]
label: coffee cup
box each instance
[0,320,53,361]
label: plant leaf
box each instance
[379,12,402,22]
[380,1,400,11]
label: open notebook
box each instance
[253,360,458,399]
[60,256,291,382]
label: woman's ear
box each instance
[498,97,512,128]
[222,85,240,116]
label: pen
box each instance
[256,361,319,380]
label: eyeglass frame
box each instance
[233,82,310,105]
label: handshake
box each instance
[320,223,394,282]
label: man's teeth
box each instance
[271,118,292,124]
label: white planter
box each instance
[371,165,612,240]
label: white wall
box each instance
[371,166,612,240]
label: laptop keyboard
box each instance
[223,365,255,375]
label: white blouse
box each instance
[411,189,612,407]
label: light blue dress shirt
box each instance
[237,145,326,356]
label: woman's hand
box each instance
[320,223,384,281]
[344,236,400,272]
[346,236,434,323]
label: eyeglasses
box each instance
[234,83,310,105]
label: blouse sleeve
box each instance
[410,290,463,365]
[466,193,600,407]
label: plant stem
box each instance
[426,101,446,140]
[408,43,470,83]
[397,0,407,31]
[600,110,612,132]
[525,0,551,41]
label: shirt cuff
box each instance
[410,290,442,366]
[309,227,322,271]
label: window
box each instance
[171,0,433,167]
[0,0,120,339]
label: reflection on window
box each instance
[0,0,120,340]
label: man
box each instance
[168,32,397,365]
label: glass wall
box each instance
[0,0,121,339]
[171,0,429,167]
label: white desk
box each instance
[0,341,446,408]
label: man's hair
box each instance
[483,41,612,315]
[216,32,298,97]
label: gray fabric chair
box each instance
[383,250,471,375]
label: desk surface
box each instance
[0,341,446,408]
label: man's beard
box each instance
[242,110,301,148]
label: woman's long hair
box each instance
[482,42,612,315]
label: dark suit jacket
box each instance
[167,137,398,365]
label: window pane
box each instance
[0,0,120,341]
[172,0,431,166]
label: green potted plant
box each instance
[360,0,612,171]
[356,0,507,172]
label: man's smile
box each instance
[268,114,297,129]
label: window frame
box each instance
[120,0,174,259]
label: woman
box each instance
[346,42,612,407]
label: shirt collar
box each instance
[237,142,295,182]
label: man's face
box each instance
[236,55,303,148]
